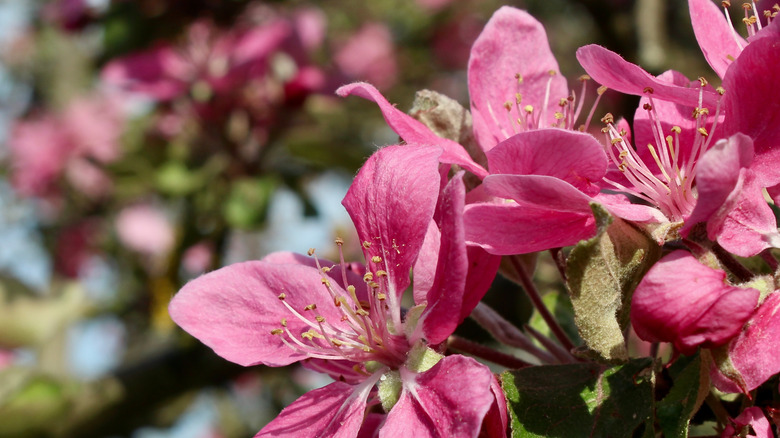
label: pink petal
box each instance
[256,379,374,437]
[468,6,568,151]
[683,134,779,257]
[487,129,607,196]
[334,23,398,91]
[721,407,773,438]
[722,29,780,187]
[712,292,780,394]
[689,0,745,78]
[483,174,594,212]
[101,45,189,100]
[379,355,494,438]
[419,173,469,345]
[593,193,667,223]
[115,204,174,256]
[412,219,440,306]
[460,246,501,322]
[336,82,488,179]
[630,251,759,355]
[480,375,509,438]
[169,260,351,367]
[342,145,441,296]
[576,45,719,109]
[230,20,292,68]
[464,201,595,255]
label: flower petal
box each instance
[379,355,494,438]
[101,45,189,100]
[722,29,780,187]
[169,260,350,367]
[712,292,780,394]
[688,0,745,78]
[576,45,719,109]
[487,128,607,195]
[342,145,441,296]
[721,407,773,438]
[468,6,568,151]
[630,251,759,355]
[336,82,488,179]
[256,378,375,437]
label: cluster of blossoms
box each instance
[171,1,780,436]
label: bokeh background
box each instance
[0,0,717,436]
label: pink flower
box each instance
[630,251,759,355]
[115,204,175,257]
[7,94,123,199]
[334,23,398,91]
[721,407,773,438]
[169,146,503,436]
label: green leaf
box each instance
[656,354,709,438]
[502,358,655,438]
[565,203,661,362]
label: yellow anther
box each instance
[548,70,557,76]
[331,339,344,347]
[369,281,380,289]
[597,85,608,95]
[307,248,315,256]
[281,318,287,327]
[363,272,374,282]
[579,74,591,81]
[559,98,568,107]
[716,86,726,95]
[321,266,331,273]
[516,93,523,104]
[362,241,371,249]
[346,285,356,294]
[504,102,513,111]
[301,330,323,340]
[315,316,325,323]
[618,150,628,159]
[356,309,370,316]
[335,237,344,245]
[601,127,610,133]
[278,293,286,300]
[742,2,752,10]
[375,270,388,277]
[524,105,534,114]
[698,77,708,87]
[554,112,565,120]
[601,113,614,124]
[304,304,317,311]
[612,138,623,145]
[515,73,523,83]
[671,126,682,134]
[321,278,331,287]
[371,256,382,263]
[698,127,709,137]
[377,293,387,300]
[271,329,284,335]
[722,0,731,6]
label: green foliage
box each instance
[566,204,661,362]
[656,354,709,438]
[502,358,654,437]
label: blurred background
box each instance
[0,0,716,436]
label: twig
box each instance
[447,335,532,370]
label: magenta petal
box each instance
[468,6,568,151]
[336,82,488,179]
[412,219,440,306]
[576,45,719,109]
[483,174,594,212]
[169,261,350,367]
[460,246,501,321]
[712,292,780,394]
[256,379,374,437]
[343,145,441,295]
[630,251,759,355]
[722,30,780,187]
[721,407,773,438]
[101,45,188,100]
[379,356,494,438]
[688,0,745,78]
[419,173,469,345]
[487,129,607,195]
[480,375,509,438]
[464,201,595,255]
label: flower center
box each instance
[600,82,724,222]
[270,239,409,369]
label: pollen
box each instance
[524,105,534,114]
[334,237,344,245]
[363,272,374,282]
[597,85,607,95]
[601,113,614,124]
[375,270,388,277]
[307,248,315,256]
[315,316,325,323]
[371,256,382,263]
[271,329,284,335]
[321,266,331,273]
[515,73,523,83]
[579,74,591,81]
[698,127,709,137]
[281,318,287,327]
[321,278,331,287]
[362,241,371,249]
[304,304,317,311]
[504,101,512,111]
[278,293,286,300]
